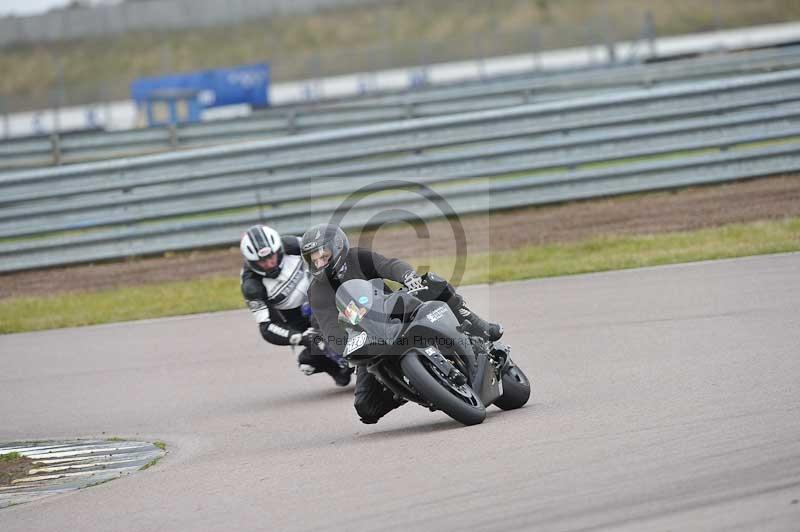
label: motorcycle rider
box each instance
[240,224,353,386]
[300,223,503,424]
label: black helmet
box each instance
[240,224,285,277]
[301,224,350,280]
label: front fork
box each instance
[489,341,513,373]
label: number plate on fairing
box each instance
[344,331,368,356]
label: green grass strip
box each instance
[0,277,241,335]
[427,217,800,286]
[1,217,798,334]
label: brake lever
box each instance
[456,319,472,335]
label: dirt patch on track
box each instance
[1,175,798,300]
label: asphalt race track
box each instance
[1,254,799,531]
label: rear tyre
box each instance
[400,353,486,426]
[494,361,531,411]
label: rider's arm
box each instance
[241,268,303,346]
[281,235,302,256]
[356,247,428,292]
[308,281,348,356]
[356,248,416,284]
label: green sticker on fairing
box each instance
[342,301,367,325]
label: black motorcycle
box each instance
[336,278,531,426]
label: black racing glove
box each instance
[290,328,327,352]
[402,270,428,294]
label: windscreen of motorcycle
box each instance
[335,279,402,345]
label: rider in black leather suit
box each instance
[300,224,502,423]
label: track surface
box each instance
[1,254,799,531]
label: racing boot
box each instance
[323,349,354,387]
[299,360,353,386]
[456,303,503,341]
[329,365,354,387]
[298,363,319,376]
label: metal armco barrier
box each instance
[1,101,799,239]
[2,45,800,169]
[1,69,800,272]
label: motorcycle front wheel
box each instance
[493,360,531,411]
[400,353,486,426]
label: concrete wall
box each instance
[0,0,386,45]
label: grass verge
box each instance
[139,441,167,471]
[139,455,164,472]
[1,217,798,334]
[424,217,800,285]
[0,276,241,334]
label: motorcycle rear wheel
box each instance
[401,353,486,426]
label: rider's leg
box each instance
[353,366,405,424]
[297,347,353,386]
[421,272,503,341]
[287,313,352,386]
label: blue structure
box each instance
[131,63,270,126]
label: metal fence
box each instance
[5,0,798,116]
[0,0,383,46]
[1,68,799,273]
[3,44,800,170]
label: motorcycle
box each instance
[336,278,531,426]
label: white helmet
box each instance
[240,225,284,277]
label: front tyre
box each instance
[400,353,486,426]
[493,361,531,411]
